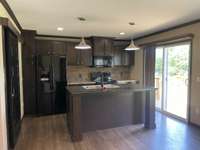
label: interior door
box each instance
[5,28,21,149]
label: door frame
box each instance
[155,40,192,122]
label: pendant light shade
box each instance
[125,40,140,51]
[75,37,91,50]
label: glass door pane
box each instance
[164,43,190,119]
[155,47,163,109]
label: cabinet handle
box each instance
[11,70,15,98]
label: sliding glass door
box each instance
[155,42,191,120]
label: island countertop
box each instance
[66,84,156,142]
[66,84,155,95]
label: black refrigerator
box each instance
[37,55,67,116]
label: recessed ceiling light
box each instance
[78,17,86,21]
[129,22,135,25]
[57,27,64,31]
[120,32,125,35]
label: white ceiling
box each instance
[7,0,200,39]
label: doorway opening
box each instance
[155,42,191,121]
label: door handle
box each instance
[11,69,15,98]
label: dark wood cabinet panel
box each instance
[80,50,93,66]
[36,40,67,56]
[52,41,67,56]
[22,30,37,115]
[122,51,134,66]
[92,37,113,57]
[113,41,134,66]
[113,45,122,66]
[104,38,113,56]
[92,37,105,56]
[36,40,53,55]
[67,41,92,66]
[66,42,79,65]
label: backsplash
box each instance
[67,66,132,83]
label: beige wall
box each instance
[0,2,23,150]
[135,22,200,125]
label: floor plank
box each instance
[15,113,200,150]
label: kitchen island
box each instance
[66,84,156,142]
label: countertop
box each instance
[68,81,96,86]
[68,80,139,86]
[66,84,155,95]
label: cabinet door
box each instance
[122,51,135,66]
[93,37,105,56]
[22,30,37,115]
[113,46,122,66]
[80,50,92,66]
[67,42,80,65]
[52,41,67,56]
[36,40,53,55]
[104,38,113,56]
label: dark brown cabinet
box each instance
[122,51,134,66]
[67,42,79,65]
[36,40,53,55]
[52,41,67,56]
[22,30,37,115]
[92,37,113,57]
[36,40,67,56]
[113,41,134,66]
[104,38,113,56]
[67,41,92,66]
[80,49,93,66]
[113,45,123,66]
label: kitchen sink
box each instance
[82,84,120,90]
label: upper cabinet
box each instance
[66,42,79,65]
[113,41,135,66]
[52,41,67,56]
[36,40,53,55]
[66,41,92,66]
[92,37,113,57]
[36,40,67,56]
[36,38,134,67]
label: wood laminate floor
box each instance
[15,113,200,150]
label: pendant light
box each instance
[125,40,140,51]
[75,37,91,50]
[75,17,91,50]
